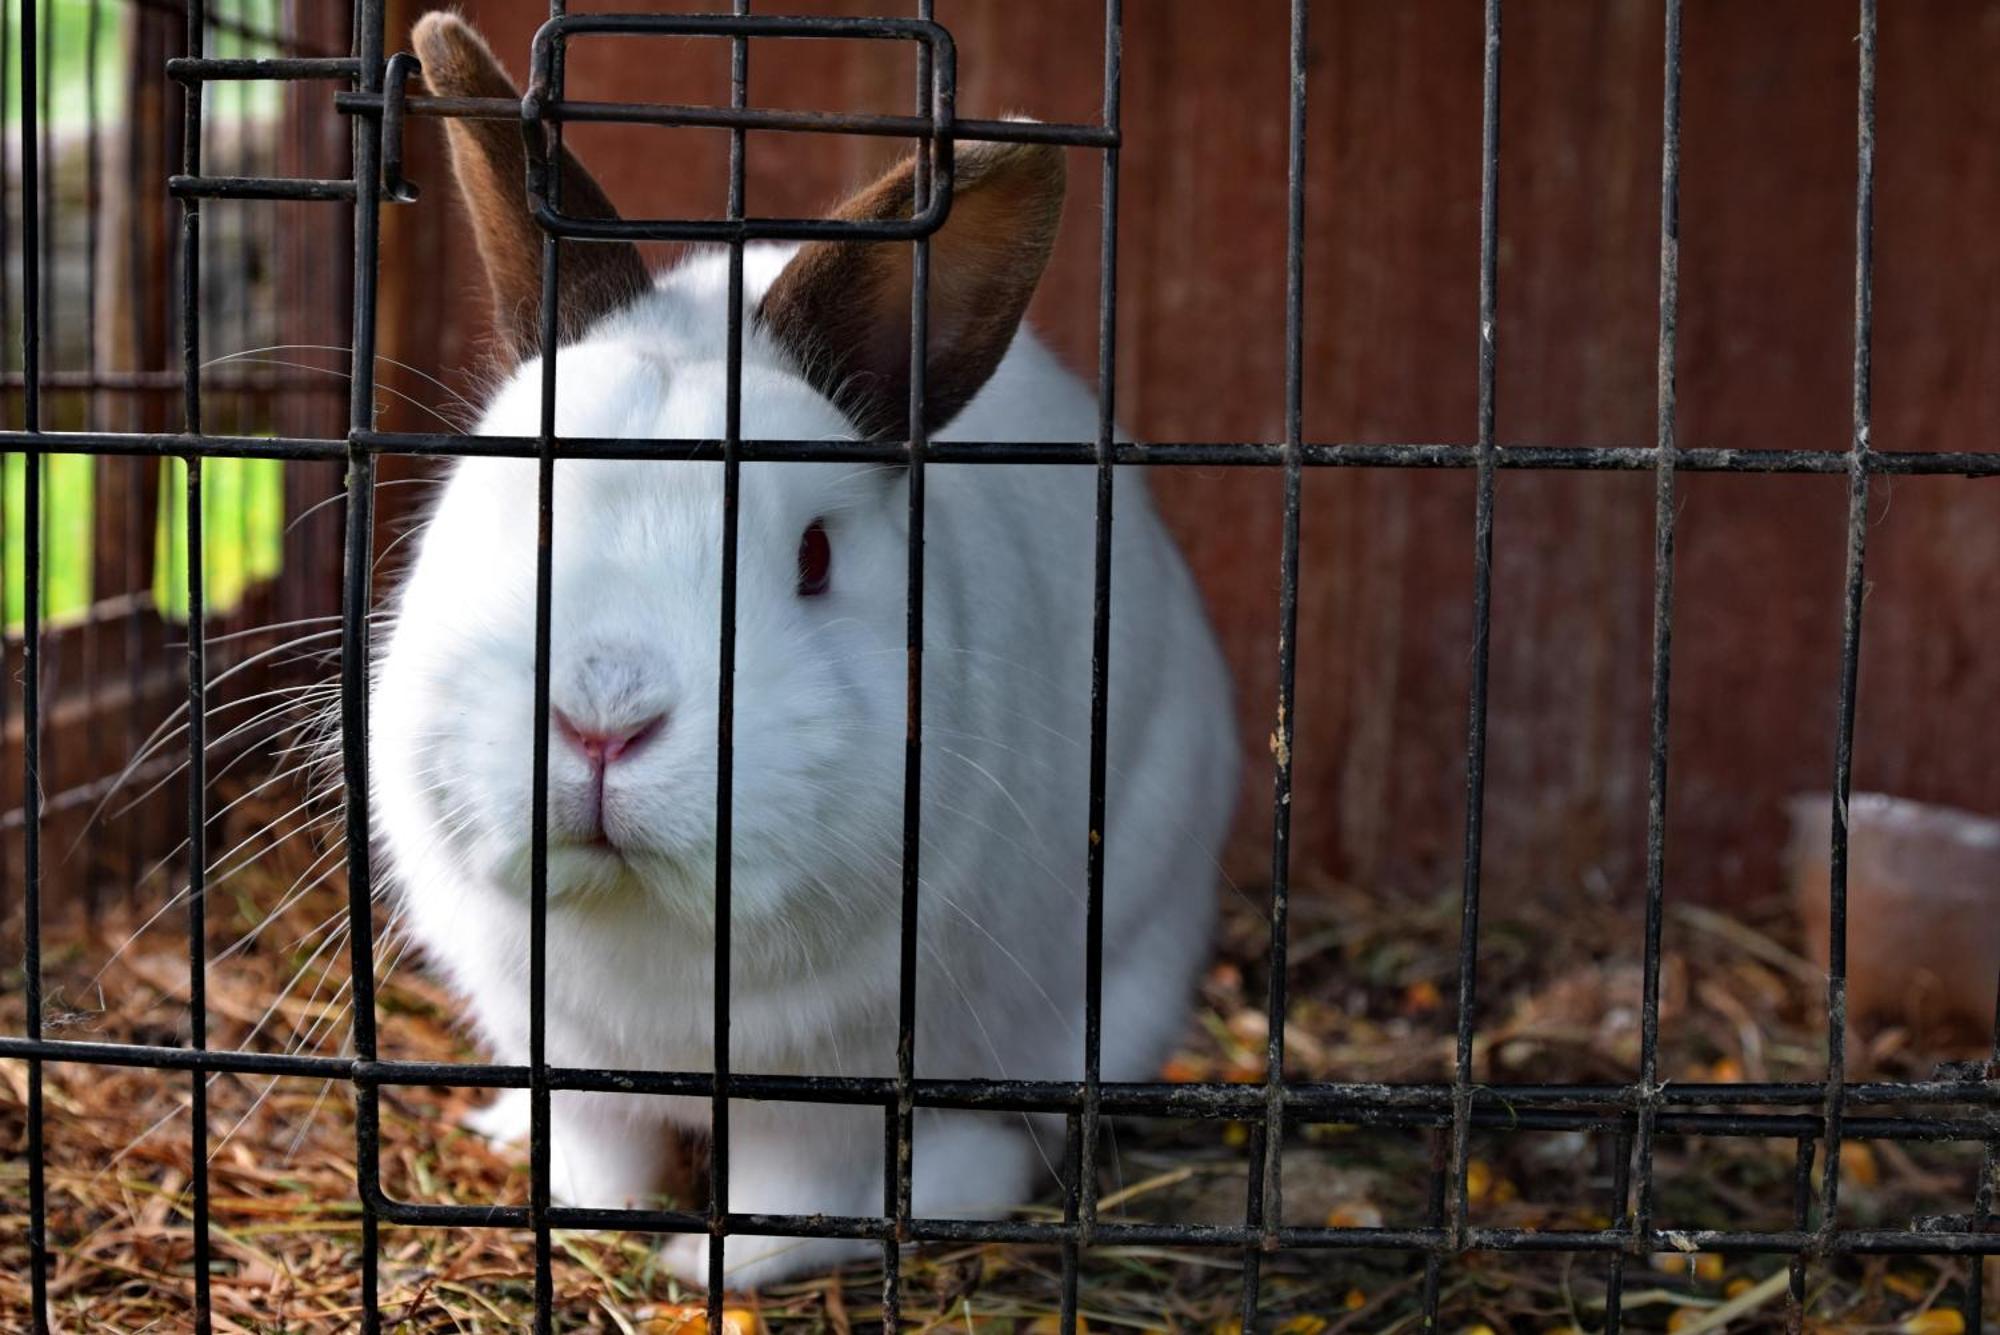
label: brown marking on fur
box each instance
[757,139,1067,438]
[412,10,650,364]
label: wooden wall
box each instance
[377,0,2000,912]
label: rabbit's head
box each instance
[371,14,1064,926]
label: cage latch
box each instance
[379,52,424,204]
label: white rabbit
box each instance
[371,13,1238,1290]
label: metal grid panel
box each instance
[0,1,1995,1332]
[0,0,350,919]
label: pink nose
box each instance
[553,710,666,767]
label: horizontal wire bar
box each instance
[0,370,346,392]
[0,431,348,458]
[168,175,357,201]
[3,429,2000,473]
[168,56,361,81]
[305,1192,2000,1256]
[3,1036,1992,1115]
[332,89,1114,148]
[526,199,953,242]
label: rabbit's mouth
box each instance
[549,830,638,863]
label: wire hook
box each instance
[381,51,422,204]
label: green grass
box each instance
[1,453,283,630]
[7,1,127,128]
[6,0,290,130]
[152,456,285,621]
[3,0,296,625]
[2,452,91,627]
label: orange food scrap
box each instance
[1403,980,1444,1014]
[1899,1313,1966,1335]
[642,1307,764,1335]
[1464,1158,1493,1203]
[1344,1288,1367,1310]
[1649,1250,1721,1282]
[1159,1055,1210,1083]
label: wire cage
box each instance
[0,0,1996,1331]
[0,0,350,918]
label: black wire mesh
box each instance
[0,1,1995,1333]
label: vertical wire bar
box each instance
[1236,1120,1267,1332]
[278,20,302,639]
[1626,0,1684,1291]
[81,0,104,909]
[1077,0,1124,1225]
[1073,0,1124,1319]
[341,0,387,1327]
[1058,1111,1083,1320]
[232,18,256,671]
[34,0,56,836]
[121,5,144,904]
[1816,0,1876,1274]
[1445,0,1503,1268]
[179,4,214,1323]
[18,0,47,1325]
[1419,1123,1449,1324]
[1241,3,1309,1327]
[0,0,12,928]
[530,250,559,1335]
[529,4,570,1322]
[1963,973,1998,1330]
[709,2,750,1322]
[1,0,11,412]
[889,4,938,1324]
[1603,1126,1634,1333]
[37,0,52,391]
[1787,1134,1814,1329]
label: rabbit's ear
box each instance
[758,139,1066,438]
[413,11,649,363]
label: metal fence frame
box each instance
[3,1,1998,1332]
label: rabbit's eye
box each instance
[797,519,832,597]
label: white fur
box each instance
[371,245,1238,1288]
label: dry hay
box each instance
[0,785,1991,1332]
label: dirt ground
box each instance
[1,784,1993,1332]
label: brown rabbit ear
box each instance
[757,139,1066,438]
[412,11,649,363]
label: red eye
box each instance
[797,519,832,597]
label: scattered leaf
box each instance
[1840,1141,1881,1188]
[1899,1312,1966,1335]
[1324,1202,1384,1229]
